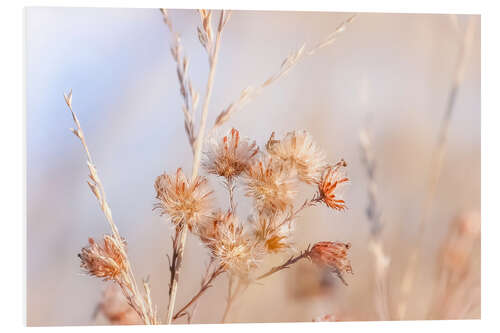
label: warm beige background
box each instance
[26,8,480,325]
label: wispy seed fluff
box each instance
[318,161,349,210]
[266,130,327,184]
[250,212,294,253]
[154,168,213,231]
[243,156,297,213]
[78,235,127,281]
[198,211,261,276]
[203,128,259,180]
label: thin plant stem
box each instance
[221,275,235,323]
[165,10,229,324]
[277,195,322,230]
[172,263,225,321]
[185,260,216,323]
[397,16,476,319]
[359,127,391,320]
[64,91,152,324]
[221,276,247,323]
[257,246,312,280]
[226,178,236,212]
[212,14,357,131]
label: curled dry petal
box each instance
[318,161,349,210]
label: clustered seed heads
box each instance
[154,127,351,283]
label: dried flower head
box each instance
[154,168,213,231]
[313,314,337,322]
[441,211,480,278]
[99,284,142,325]
[199,211,261,275]
[266,130,327,184]
[203,128,259,180]
[244,156,297,213]
[250,212,293,253]
[78,235,127,281]
[318,161,349,210]
[309,241,353,277]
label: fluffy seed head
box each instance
[266,130,327,184]
[198,211,262,276]
[78,235,127,281]
[154,168,213,230]
[203,128,259,180]
[250,212,293,253]
[318,161,349,210]
[309,241,353,275]
[244,156,297,214]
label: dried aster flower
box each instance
[309,241,353,284]
[154,168,213,231]
[313,314,337,322]
[198,211,261,275]
[244,156,297,213]
[203,128,259,180]
[78,235,127,281]
[266,130,327,184]
[318,161,349,210]
[99,284,142,325]
[250,212,293,253]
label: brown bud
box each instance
[309,241,353,275]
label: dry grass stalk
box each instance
[163,9,231,325]
[64,91,154,324]
[359,127,391,320]
[397,16,477,319]
[160,9,199,149]
[212,14,356,131]
[428,212,480,319]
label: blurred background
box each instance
[26,8,480,326]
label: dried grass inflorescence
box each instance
[79,235,127,281]
[154,168,213,231]
[204,128,259,180]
